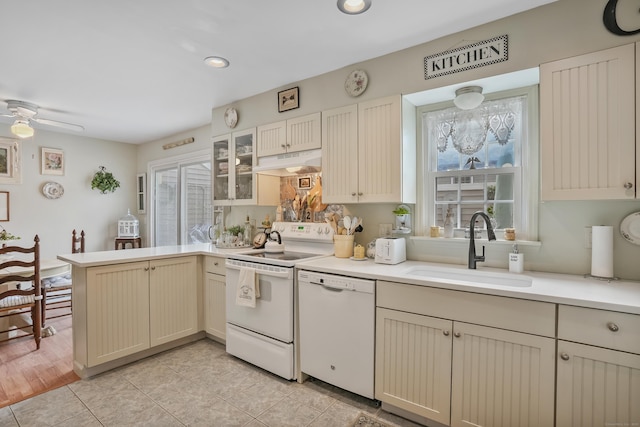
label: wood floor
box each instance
[0,308,78,408]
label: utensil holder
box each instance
[333,234,354,258]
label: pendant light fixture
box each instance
[453,86,484,110]
[11,119,34,139]
[337,0,372,15]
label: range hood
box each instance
[253,148,322,176]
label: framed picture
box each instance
[278,86,299,112]
[0,191,8,221]
[298,176,311,189]
[0,137,22,184]
[137,173,146,214]
[41,147,64,175]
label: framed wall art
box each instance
[298,176,311,189]
[278,86,299,112]
[0,191,8,221]
[0,137,22,184]
[41,147,64,175]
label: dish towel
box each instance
[236,267,260,308]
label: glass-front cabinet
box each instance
[213,128,256,206]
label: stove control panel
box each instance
[271,221,334,242]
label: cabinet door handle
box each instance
[443,330,450,336]
[351,192,357,196]
[281,144,286,149]
[560,352,570,361]
[358,192,363,196]
[144,267,150,271]
[607,322,619,332]
[151,266,156,271]
[214,262,219,266]
[453,332,461,338]
[624,182,633,189]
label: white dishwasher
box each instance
[298,270,375,399]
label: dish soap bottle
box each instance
[443,207,454,238]
[244,215,252,245]
[509,244,524,273]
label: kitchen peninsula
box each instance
[58,243,248,378]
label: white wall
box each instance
[0,123,137,259]
[201,0,640,280]
[7,0,637,279]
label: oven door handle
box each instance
[226,261,292,279]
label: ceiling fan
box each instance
[1,99,84,139]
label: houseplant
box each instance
[91,166,120,194]
[0,225,20,247]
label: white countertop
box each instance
[57,244,640,315]
[296,257,640,315]
[57,243,252,268]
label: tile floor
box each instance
[0,339,424,427]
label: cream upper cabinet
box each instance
[540,43,636,200]
[256,112,321,157]
[213,129,256,205]
[375,281,556,427]
[557,305,640,426]
[322,95,415,204]
[321,104,359,204]
[213,128,279,206]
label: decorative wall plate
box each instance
[344,69,368,97]
[224,107,238,128]
[42,181,64,199]
[620,211,640,245]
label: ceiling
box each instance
[0,0,554,144]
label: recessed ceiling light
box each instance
[204,56,229,68]
[337,0,371,15]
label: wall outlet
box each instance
[379,223,392,237]
[584,226,592,249]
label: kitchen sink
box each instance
[404,267,533,288]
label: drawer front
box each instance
[377,280,556,337]
[558,305,640,354]
[205,256,226,275]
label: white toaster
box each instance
[375,237,406,265]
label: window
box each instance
[149,150,212,246]
[417,86,538,240]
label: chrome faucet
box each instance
[468,211,496,269]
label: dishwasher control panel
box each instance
[298,271,374,293]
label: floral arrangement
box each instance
[91,166,120,194]
[0,225,20,241]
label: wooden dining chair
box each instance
[43,230,83,320]
[0,235,42,349]
[71,229,85,254]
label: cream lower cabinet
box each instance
[85,256,197,367]
[557,305,640,426]
[376,281,556,427]
[203,255,226,341]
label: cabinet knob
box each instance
[358,192,363,196]
[281,144,286,149]
[144,267,149,271]
[443,330,450,336]
[560,352,570,361]
[624,182,633,189]
[351,192,357,196]
[151,266,156,271]
[453,332,461,338]
[607,322,619,332]
[214,262,219,266]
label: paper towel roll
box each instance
[591,226,614,278]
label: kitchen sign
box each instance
[424,35,508,80]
